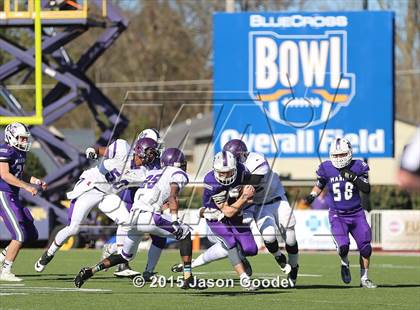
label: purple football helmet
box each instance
[134,137,159,164]
[161,148,187,171]
[223,139,249,163]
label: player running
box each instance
[96,128,166,277]
[73,148,203,289]
[305,137,377,288]
[0,123,47,281]
[172,140,298,286]
[34,137,159,273]
[199,150,258,290]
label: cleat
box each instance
[113,263,141,278]
[360,278,377,288]
[181,276,207,290]
[142,271,157,282]
[0,270,23,282]
[240,277,258,291]
[341,265,351,284]
[171,262,183,273]
[275,253,291,275]
[74,267,93,288]
[34,252,54,273]
[287,264,299,288]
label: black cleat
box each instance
[74,267,93,288]
[142,271,157,282]
[287,264,299,288]
[34,252,54,272]
[275,253,292,274]
[341,264,351,284]
[181,276,207,290]
[171,262,183,273]
[241,257,253,277]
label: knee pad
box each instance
[285,228,297,247]
[179,232,192,257]
[264,240,279,254]
[359,243,372,258]
[285,242,298,255]
[338,244,349,258]
[261,226,277,244]
[151,235,166,249]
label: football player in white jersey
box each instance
[97,128,166,277]
[74,148,203,289]
[34,137,160,272]
[172,139,299,287]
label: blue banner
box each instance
[213,11,394,157]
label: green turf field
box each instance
[0,249,419,310]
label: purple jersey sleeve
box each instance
[0,145,13,163]
[350,159,370,176]
[202,171,220,209]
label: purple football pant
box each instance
[329,208,372,257]
[206,219,257,256]
[0,191,38,243]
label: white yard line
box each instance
[0,286,112,293]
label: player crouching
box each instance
[74,148,205,289]
[305,138,377,288]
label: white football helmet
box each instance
[137,128,165,153]
[4,122,32,152]
[329,138,352,169]
[213,151,237,186]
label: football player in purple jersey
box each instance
[305,138,377,288]
[0,123,47,281]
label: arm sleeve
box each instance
[315,165,328,189]
[202,186,217,209]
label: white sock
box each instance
[340,256,350,266]
[2,260,13,272]
[116,225,127,254]
[47,240,61,256]
[145,244,163,273]
[361,268,368,281]
[0,247,7,262]
[288,253,299,268]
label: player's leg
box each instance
[207,220,256,290]
[0,192,38,281]
[277,197,300,286]
[255,204,291,275]
[143,235,165,280]
[35,189,103,272]
[74,227,141,288]
[98,195,140,277]
[349,209,377,288]
[329,210,351,284]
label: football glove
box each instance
[212,190,227,205]
[304,193,317,205]
[85,147,97,160]
[340,169,358,182]
[171,221,183,240]
[201,208,224,221]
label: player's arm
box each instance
[340,170,371,193]
[0,162,37,195]
[29,176,48,191]
[215,185,255,218]
[85,145,107,159]
[305,175,327,204]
